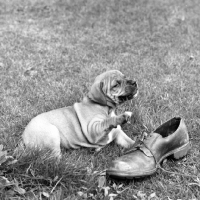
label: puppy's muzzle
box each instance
[125,81,138,94]
[119,80,138,102]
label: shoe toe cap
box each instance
[107,152,156,177]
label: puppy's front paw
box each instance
[124,111,133,124]
[116,125,122,130]
[124,111,132,117]
[116,114,126,125]
[117,112,132,125]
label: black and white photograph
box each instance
[0,0,200,199]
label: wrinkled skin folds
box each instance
[22,70,138,158]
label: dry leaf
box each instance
[86,167,92,175]
[81,186,88,190]
[53,175,59,182]
[7,159,18,165]
[0,176,14,188]
[82,193,88,199]
[137,191,147,200]
[24,67,38,77]
[42,191,50,198]
[109,193,118,197]
[77,191,87,199]
[0,148,7,165]
[25,191,37,200]
[14,185,26,195]
[88,193,94,197]
[30,169,35,177]
[5,189,16,197]
[103,186,110,196]
[132,194,138,199]
[98,176,106,188]
[50,188,63,200]
[148,192,158,200]
[77,191,84,196]
[166,197,173,200]
[112,183,117,190]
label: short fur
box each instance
[22,70,138,158]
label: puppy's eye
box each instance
[113,81,121,88]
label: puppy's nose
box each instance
[132,81,137,87]
[127,80,137,86]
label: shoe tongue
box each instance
[149,132,162,138]
[137,133,162,158]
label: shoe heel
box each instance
[172,143,190,159]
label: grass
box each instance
[0,0,200,199]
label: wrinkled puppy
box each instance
[22,70,138,158]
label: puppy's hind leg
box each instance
[104,125,135,148]
[95,126,122,151]
[44,125,62,159]
[114,125,135,148]
[23,123,62,159]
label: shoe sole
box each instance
[107,142,190,179]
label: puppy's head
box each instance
[88,70,138,108]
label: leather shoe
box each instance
[106,117,190,178]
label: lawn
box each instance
[0,0,200,199]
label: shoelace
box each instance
[124,132,149,155]
[123,134,197,179]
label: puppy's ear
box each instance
[88,80,107,106]
[100,81,104,91]
[88,73,117,108]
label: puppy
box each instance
[22,70,138,158]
